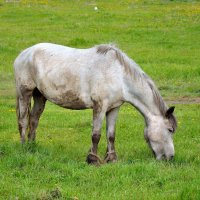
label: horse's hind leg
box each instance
[16,89,32,143]
[104,107,119,163]
[28,88,46,142]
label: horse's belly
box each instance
[40,85,92,110]
[53,90,90,110]
[36,68,92,109]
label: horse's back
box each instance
[14,43,89,84]
[14,43,124,110]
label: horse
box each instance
[14,43,177,164]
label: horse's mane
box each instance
[96,44,134,76]
[96,44,177,131]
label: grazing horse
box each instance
[14,43,177,164]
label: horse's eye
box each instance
[168,128,173,133]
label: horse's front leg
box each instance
[104,107,120,163]
[86,102,107,165]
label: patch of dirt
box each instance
[165,96,200,105]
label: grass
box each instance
[0,0,200,199]
[1,101,200,199]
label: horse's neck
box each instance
[123,73,162,124]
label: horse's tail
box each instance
[16,95,22,134]
[27,100,31,129]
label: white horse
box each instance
[14,43,177,164]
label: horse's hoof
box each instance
[86,153,102,166]
[104,152,117,163]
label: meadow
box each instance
[0,0,200,199]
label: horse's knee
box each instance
[108,135,115,143]
[92,132,101,144]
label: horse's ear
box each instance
[165,106,175,118]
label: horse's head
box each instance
[144,107,177,160]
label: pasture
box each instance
[0,0,200,199]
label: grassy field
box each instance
[0,0,200,199]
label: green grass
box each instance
[1,101,200,199]
[0,0,200,199]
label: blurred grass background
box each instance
[0,0,200,98]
